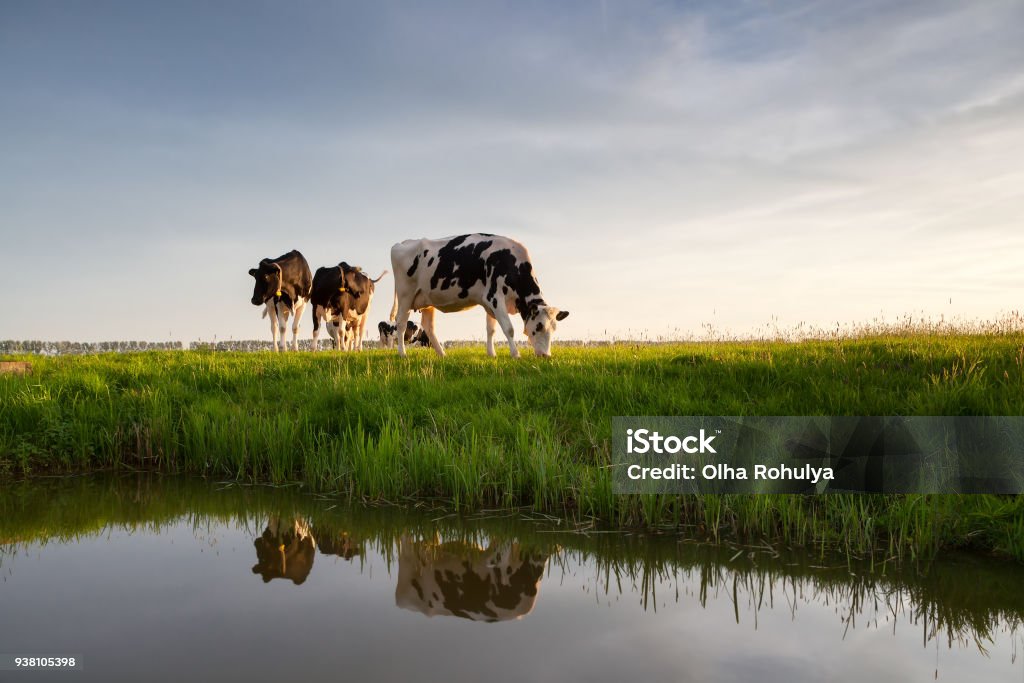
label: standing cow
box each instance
[310,262,388,351]
[388,234,569,358]
[248,250,312,352]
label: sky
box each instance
[2,0,1022,343]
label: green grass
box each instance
[2,335,1024,561]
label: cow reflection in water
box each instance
[251,517,317,585]
[315,529,363,561]
[396,536,550,622]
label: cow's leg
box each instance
[395,305,412,358]
[485,312,498,358]
[267,303,281,352]
[327,320,340,350]
[492,307,520,359]
[357,315,368,351]
[291,298,306,351]
[343,320,355,351]
[419,307,445,357]
[340,322,349,351]
[277,303,290,352]
[311,305,323,352]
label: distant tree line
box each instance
[1,339,617,355]
[0,340,184,355]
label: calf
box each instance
[389,234,569,358]
[310,262,388,351]
[378,319,429,348]
[248,250,312,352]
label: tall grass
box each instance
[2,335,1023,561]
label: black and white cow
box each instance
[395,536,550,622]
[388,234,569,358]
[378,319,429,348]
[310,262,388,351]
[248,250,312,352]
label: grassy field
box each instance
[2,335,1024,562]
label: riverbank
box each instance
[2,337,1023,562]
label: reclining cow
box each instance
[378,319,429,348]
[248,250,312,352]
[310,262,388,351]
[388,234,568,358]
[395,536,550,622]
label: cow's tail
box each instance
[371,269,389,283]
[389,286,398,323]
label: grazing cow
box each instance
[389,234,569,358]
[251,517,316,585]
[310,262,388,351]
[378,319,429,348]
[248,250,312,352]
[395,537,550,622]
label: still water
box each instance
[1,475,1021,682]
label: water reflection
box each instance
[315,526,362,561]
[252,517,317,585]
[396,537,550,622]
[1,475,1022,682]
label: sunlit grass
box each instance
[2,333,1023,561]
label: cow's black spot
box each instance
[502,285,508,295]
[422,249,428,257]
[433,564,499,621]
[411,578,424,601]
[480,248,544,315]
[427,257,434,267]
[407,255,420,277]
[535,322,543,333]
[430,236,493,297]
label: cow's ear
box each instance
[249,268,258,277]
[556,310,570,321]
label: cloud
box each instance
[1,1,1022,340]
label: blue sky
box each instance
[2,1,1022,342]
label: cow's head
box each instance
[249,260,283,306]
[523,305,569,358]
